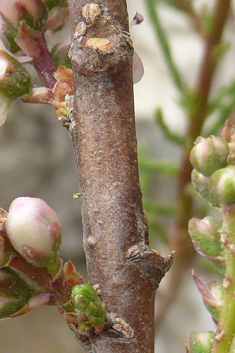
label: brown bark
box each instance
[67,1,173,352]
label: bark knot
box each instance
[69,3,133,75]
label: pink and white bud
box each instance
[190,136,229,177]
[6,197,61,269]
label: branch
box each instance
[67,1,173,352]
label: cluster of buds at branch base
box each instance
[187,121,235,352]
[0,197,83,320]
[22,65,74,128]
[60,283,108,339]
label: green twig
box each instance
[155,108,188,146]
[144,0,185,93]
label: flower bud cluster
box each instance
[69,283,107,338]
[188,121,235,352]
[190,132,235,206]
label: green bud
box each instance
[191,169,219,207]
[186,331,214,353]
[188,216,222,259]
[190,137,229,177]
[211,166,235,205]
[71,283,106,327]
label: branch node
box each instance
[69,2,133,75]
[126,241,148,259]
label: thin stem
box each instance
[15,23,57,88]
[212,207,235,353]
[144,0,185,93]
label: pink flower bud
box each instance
[6,197,61,269]
[211,166,235,205]
[190,136,229,177]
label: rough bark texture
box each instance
[67,1,173,352]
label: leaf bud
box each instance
[190,137,229,177]
[5,197,61,274]
[71,283,106,327]
[185,331,214,353]
[211,166,235,205]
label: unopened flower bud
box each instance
[190,137,229,177]
[6,197,61,274]
[211,166,235,205]
[185,331,214,353]
[71,283,106,327]
[188,216,222,259]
